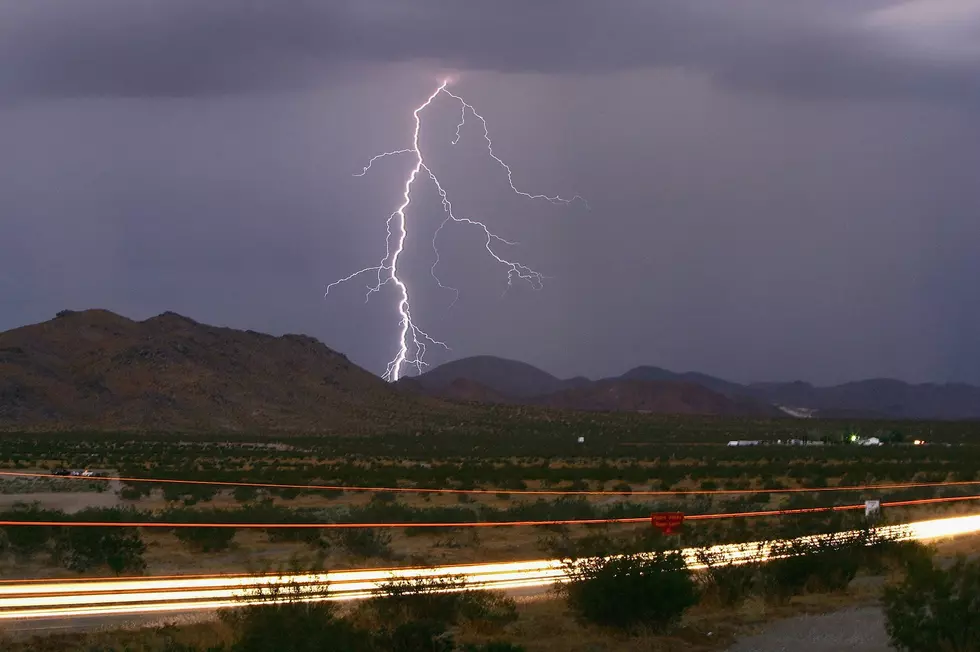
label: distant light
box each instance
[913,439,924,446]
[577,437,585,444]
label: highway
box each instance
[0,513,977,632]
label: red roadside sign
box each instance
[651,511,685,534]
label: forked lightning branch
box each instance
[325,79,585,382]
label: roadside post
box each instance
[865,499,881,522]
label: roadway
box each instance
[1,513,978,635]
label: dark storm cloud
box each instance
[2,1,980,388]
[2,0,979,104]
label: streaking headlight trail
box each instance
[324,79,585,381]
[1,513,978,622]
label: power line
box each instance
[2,470,976,498]
[0,495,974,529]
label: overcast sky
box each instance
[2,0,979,385]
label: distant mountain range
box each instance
[2,311,977,432]
[403,355,980,421]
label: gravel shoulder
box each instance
[725,605,892,652]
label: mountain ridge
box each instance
[3,311,977,430]
[0,308,443,432]
[413,355,980,420]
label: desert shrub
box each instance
[694,521,927,606]
[275,488,301,500]
[857,528,933,575]
[214,574,518,652]
[233,486,258,503]
[265,526,325,547]
[249,507,325,547]
[119,486,146,501]
[611,482,632,494]
[173,526,237,553]
[333,528,393,559]
[119,482,153,500]
[0,503,61,559]
[562,551,698,632]
[159,484,219,505]
[369,491,396,505]
[884,555,980,652]
[54,524,146,574]
[383,619,455,652]
[759,526,900,602]
[695,546,762,606]
[163,485,188,503]
[370,574,518,630]
[224,598,373,652]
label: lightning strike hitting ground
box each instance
[325,80,584,381]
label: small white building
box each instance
[727,440,761,447]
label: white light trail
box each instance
[1,513,977,622]
[324,79,584,381]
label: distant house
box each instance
[783,438,825,447]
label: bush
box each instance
[761,534,862,602]
[119,481,153,500]
[163,485,189,503]
[265,526,325,548]
[173,526,237,553]
[694,524,926,607]
[119,486,146,501]
[611,482,632,495]
[696,546,761,607]
[383,620,455,652]
[333,528,393,559]
[369,491,396,506]
[225,599,373,652]
[54,525,146,574]
[562,551,698,632]
[761,522,917,599]
[884,555,980,652]
[216,576,521,652]
[233,486,259,503]
[371,575,518,630]
[276,488,301,501]
[0,503,60,559]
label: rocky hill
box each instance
[0,309,440,432]
[405,355,577,398]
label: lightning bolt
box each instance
[325,79,584,382]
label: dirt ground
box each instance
[724,606,891,652]
[0,475,122,513]
[719,533,979,652]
